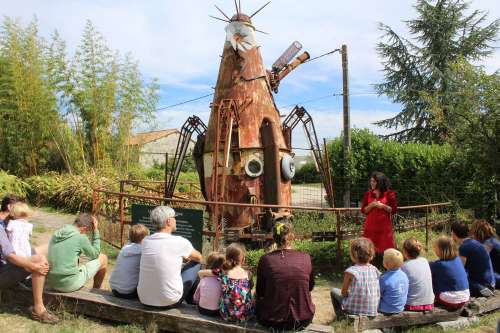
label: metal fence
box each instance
[92,180,452,269]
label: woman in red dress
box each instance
[361,172,397,255]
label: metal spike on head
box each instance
[214,5,231,20]
[234,0,240,14]
[250,1,271,18]
[209,15,230,23]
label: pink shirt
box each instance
[193,276,222,311]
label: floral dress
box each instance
[213,268,254,322]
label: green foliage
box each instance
[329,129,468,206]
[0,18,159,177]
[292,162,321,184]
[376,0,499,142]
[427,60,500,219]
[25,171,118,213]
[0,170,30,198]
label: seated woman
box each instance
[471,220,500,288]
[430,236,469,309]
[256,222,315,331]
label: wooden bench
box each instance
[350,308,462,332]
[463,290,500,317]
[350,291,500,332]
[0,287,333,333]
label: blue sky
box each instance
[2,0,499,152]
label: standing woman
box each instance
[256,222,315,331]
[361,172,397,257]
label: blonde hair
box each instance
[9,202,32,220]
[403,237,422,259]
[383,248,404,269]
[350,237,375,264]
[434,235,458,260]
[471,220,497,243]
[129,224,150,244]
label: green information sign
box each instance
[131,204,204,251]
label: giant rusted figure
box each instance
[193,2,310,236]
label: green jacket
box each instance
[47,224,100,278]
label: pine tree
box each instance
[375,0,499,143]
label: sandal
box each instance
[29,306,60,324]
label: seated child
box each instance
[6,202,33,257]
[109,224,149,298]
[193,252,225,316]
[331,237,380,317]
[209,243,254,322]
[471,220,500,288]
[451,221,495,297]
[430,236,469,309]
[379,248,409,314]
[401,238,434,311]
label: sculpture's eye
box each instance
[245,158,263,177]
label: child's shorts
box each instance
[48,259,101,292]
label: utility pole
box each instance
[341,44,351,208]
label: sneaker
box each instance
[479,287,494,297]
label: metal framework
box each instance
[209,99,241,248]
[282,105,335,206]
[165,116,207,199]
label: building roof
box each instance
[128,129,179,146]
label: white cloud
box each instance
[3,0,497,87]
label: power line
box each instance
[156,93,214,111]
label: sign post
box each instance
[131,204,204,251]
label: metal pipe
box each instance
[277,51,310,81]
[93,187,451,212]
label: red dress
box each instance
[361,190,397,253]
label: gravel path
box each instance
[30,209,75,247]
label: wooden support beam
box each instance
[0,288,332,333]
[350,309,462,332]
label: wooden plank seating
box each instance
[463,290,500,317]
[350,291,500,332]
[0,287,333,333]
[350,308,462,332]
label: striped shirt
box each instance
[342,264,380,316]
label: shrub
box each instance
[26,171,118,213]
[329,129,474,208]
[0,170,30,198]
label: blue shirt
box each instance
[430,257,468,294]
[459,238,495,288]
[379,268,409,314]
[484,237,500,276]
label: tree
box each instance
[0,18,60,175]
[428,60,499,219]
[69,20,118,169]
[375,0,499,143]
[114,53,159,171]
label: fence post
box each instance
[119,180,125,248]
[335,211,342,270]
[425,207,429,251]
[92,189,98,215]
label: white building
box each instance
[128,129,195,168]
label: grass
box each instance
[0,304,144,333]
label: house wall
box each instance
[138,134,194,168]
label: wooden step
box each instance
[0,287,332,333]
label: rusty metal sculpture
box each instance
[193,2,312,241]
